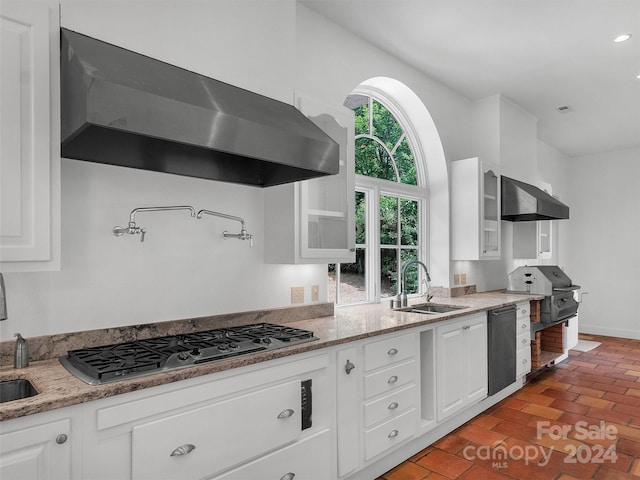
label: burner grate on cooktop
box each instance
[61,323,318,384]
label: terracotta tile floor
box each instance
[378,334,640,480]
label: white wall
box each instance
[564,147,640,340]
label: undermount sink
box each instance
[0,379,38,403]
[398,303,468,315]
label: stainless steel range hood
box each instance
[501,176,569,221]
[60,29,339,187]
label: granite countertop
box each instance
[0,291,541,421]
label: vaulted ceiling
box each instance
[300,0,640,158]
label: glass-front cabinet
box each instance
[451,157,501,260]
[482,168,500,256]
[264,96,355,264]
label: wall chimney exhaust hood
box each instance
[60,28,339,187]
[501,176,569,221]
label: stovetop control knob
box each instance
[177,352,191,361]
[191,348,200,356]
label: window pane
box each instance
[333,250,367,304]
[400,249,419,295]
[400,199,418,246]
[355,137,396,181]
[379,195,398,245]
[395,137,417,186]
[327,264,337,304]
[355,191,366,244]
[372,100,402,149]
[380,248,398,298]
[353,102,369,136]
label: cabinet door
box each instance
[298,97,355,262]
[0,418,71,480]
[436,314,488,421]
[451,157,500,260]
[0,0,60,270]
[481,168,500,257]
[264,97,355,264]
[465,317,488,403]
[435,322,467,420]
[336,347,360,477]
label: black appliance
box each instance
[60,323,318,385]
[487,305,517,395]
[506,265,580,324]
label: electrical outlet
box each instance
[311,284,319,302]
[291,286,304,304]
[460,273,467,285]
[454,274,461,285]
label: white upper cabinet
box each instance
[265,95,355,264]
[451,157,501,260]
[0,0,60,271]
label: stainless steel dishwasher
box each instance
[487,305,517,395]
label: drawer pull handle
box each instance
[522,359,528,364]
[170,444,196,457]
[522,338,528,344]
[388,375,398,384]
[56,434,68,445]
[387,348,398,356]
[277,408,295,419]
[463,325,470,330]
[388,402,399,410]
[521,323,528,329]
[345,359,355,375]
[280,473,295,480]
[521,309,527,314]
[388,429,399,438]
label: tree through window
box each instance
[329,94,426,305]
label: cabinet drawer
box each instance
[517,331,531,349]
[364,360,416,399]
[364,333,415,371]
[214,429,331,480]
[364,384,416,428]
[516,347,531,376]
[364,408,417,461]
[517,318,530,336]
[131,380,301,480]
[516,302,530,319]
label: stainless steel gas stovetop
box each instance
[60,323,318,385]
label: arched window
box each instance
[329,93,428,304]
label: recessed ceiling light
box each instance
[614,33,632,42]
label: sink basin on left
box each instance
[0,379,38,403]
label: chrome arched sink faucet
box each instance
[397,260,432,307]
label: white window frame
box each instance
[356,175,428,303]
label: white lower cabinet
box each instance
[131,381,301,480]
[436,313,488,421]
[516,302,532,377]
[81,354,330,480]
[336,331,419,475]
[0,406,78,480]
